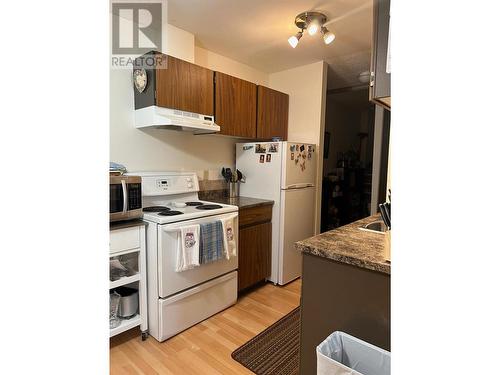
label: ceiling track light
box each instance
[288,11,335,47]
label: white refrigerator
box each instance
[236,141,317,285]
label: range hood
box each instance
[135,106,220,135]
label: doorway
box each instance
[320,86,389,232]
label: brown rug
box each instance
[231,307,301,375]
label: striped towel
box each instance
[199,221,224,264]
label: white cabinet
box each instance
[109,223,148,339]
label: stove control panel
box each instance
[139,172,200,196]
[156,179,169,190]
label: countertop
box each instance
[295,215,390,275]
[110,219,147,231]
[211,196,274,210]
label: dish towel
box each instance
[175,225,200,272]
[199,221,224,264]
[221,216,237,259]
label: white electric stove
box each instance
[137,171,237,224]
[127,171,239,342]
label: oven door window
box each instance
[110,184,124,213]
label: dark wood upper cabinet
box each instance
[155,54,214,116]
[215,72,257,138]
[370,0,391,109]
[133,52,289,139]
[257,86,289,140]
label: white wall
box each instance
[110,25,267,179]
[268,61,328,234]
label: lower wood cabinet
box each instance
[238,205,272,291]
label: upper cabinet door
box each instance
[257,86,289,140]
[215,72,257,138]
[370,0,391,109]
[156,54,214,115]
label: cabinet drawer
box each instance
[238,204,272,227]
[110,227,140,254]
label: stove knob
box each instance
[187,183,193,188]
[186,177,192,182]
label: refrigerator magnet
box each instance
[243,145,254,151]
[295,157,299,165]
[300,145,305,152]
[308,145,313,152]
[259,154,265,163]
[302,153,306,159]
[269,143,278,153]
[266,154,271,162]
[307,152,312,160]
[291,152,294,160]
[290,145,295,152]
[255,144,266,153]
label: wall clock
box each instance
[133,68,147,93]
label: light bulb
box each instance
[307,19,320,36]
[321,27,335,45]
[288,31,302,48]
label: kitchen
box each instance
[3,0,498,374]
[110,1,389,373]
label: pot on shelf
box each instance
[115,286,139,318]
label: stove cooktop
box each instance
[141,200,238,224]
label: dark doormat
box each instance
[231,307,301,375]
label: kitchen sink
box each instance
[359,220,388,234]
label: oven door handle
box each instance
[121,180,128,213]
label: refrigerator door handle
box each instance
[283,183,314,189]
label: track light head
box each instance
[288,30,303,48]
[307,19,320,35]
[321,26,335,45]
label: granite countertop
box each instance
[211,196,274,210]
[295,215,390,275]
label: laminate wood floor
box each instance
[110,279,301,375]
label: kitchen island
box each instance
[295,215,390,375]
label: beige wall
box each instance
[194,47,268,85]
[268,61,328,234]
[110,25,265,179]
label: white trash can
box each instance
[316,331,390,375]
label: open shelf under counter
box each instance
[109,223,147,340]
[109,273,140,289]
[110,314,141,338]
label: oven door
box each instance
[157,212,238,298]
[110,176,143,222]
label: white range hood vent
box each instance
[135,106,220,135]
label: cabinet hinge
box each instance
[370,72,375,87]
